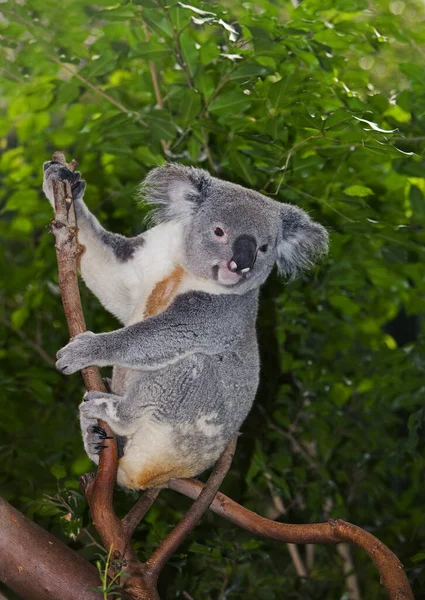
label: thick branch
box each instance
[0,497,102,600]
[146,439,237,580]
[168,478,414,600]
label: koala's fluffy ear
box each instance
[276,204,329,279]
[140,163,211,223]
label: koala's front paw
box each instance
[56,331,98,374]
[42,161,86,208]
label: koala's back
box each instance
[114,337,259,489]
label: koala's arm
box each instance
[56,291,259,374]
[43,161,144,324]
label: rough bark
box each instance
[0,498,102,600]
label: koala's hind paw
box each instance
[86,424,113,454]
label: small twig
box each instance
[337,543,362,600]
[168,478,414,600]
[264,473,308,578]
[142,21,163,110]
[1,67,24,83]
[306,544,315,571]
[82,527,106,553]
[141,18,169,153]
[147,438,237,580]
[201,127,216,173]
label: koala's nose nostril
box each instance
[229,260,238,272]
[240,267,250,274]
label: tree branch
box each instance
[49,151,125,559]
[122,489,161,539]
[146,439,237,580]
[0,497,102,600]
[168,478,414,600]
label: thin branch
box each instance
[141,18,169,153]
[1,67,24,83]
[48,57,147,127]
[142,21,163,110]
[168,478,414,600]
[306,544,315,571]
[201,127,216,173]
[147,438,237,580]
[122,489,161,539]
[0,316,56,366]
[264,473,308,578]
[337,543,362,600]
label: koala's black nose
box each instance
[230,234,257,273]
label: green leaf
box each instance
[268,76,293,110]
[209,91,251,116]
[329,294,360,316]
[324,109,352,129]
[409,185,425,217]
[51,464,67,480]
[344,185,374,197]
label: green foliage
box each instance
[1,0,425,598]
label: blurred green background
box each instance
[1,0,425,598]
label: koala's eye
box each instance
[259,244,268,252]
[214,227,225,237]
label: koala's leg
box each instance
[43,161,144,323]
[79,390,142,437]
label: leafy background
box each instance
[1,0,425,598]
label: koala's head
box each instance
[141,163,328,293]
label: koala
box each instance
[42,161,328,490]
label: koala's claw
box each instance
[95,444,108,451]
[85,423,114,455]
[91,425,113,440]
[43,161,86,205]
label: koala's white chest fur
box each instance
[123,221,223,325]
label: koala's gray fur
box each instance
[42,161,328,489]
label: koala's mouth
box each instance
[213,262,246,286]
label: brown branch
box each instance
[49,151,125,559]
[0,497,102,600]
[168,478,414,600]
[123,489,161,539]
[147,438,237,580]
